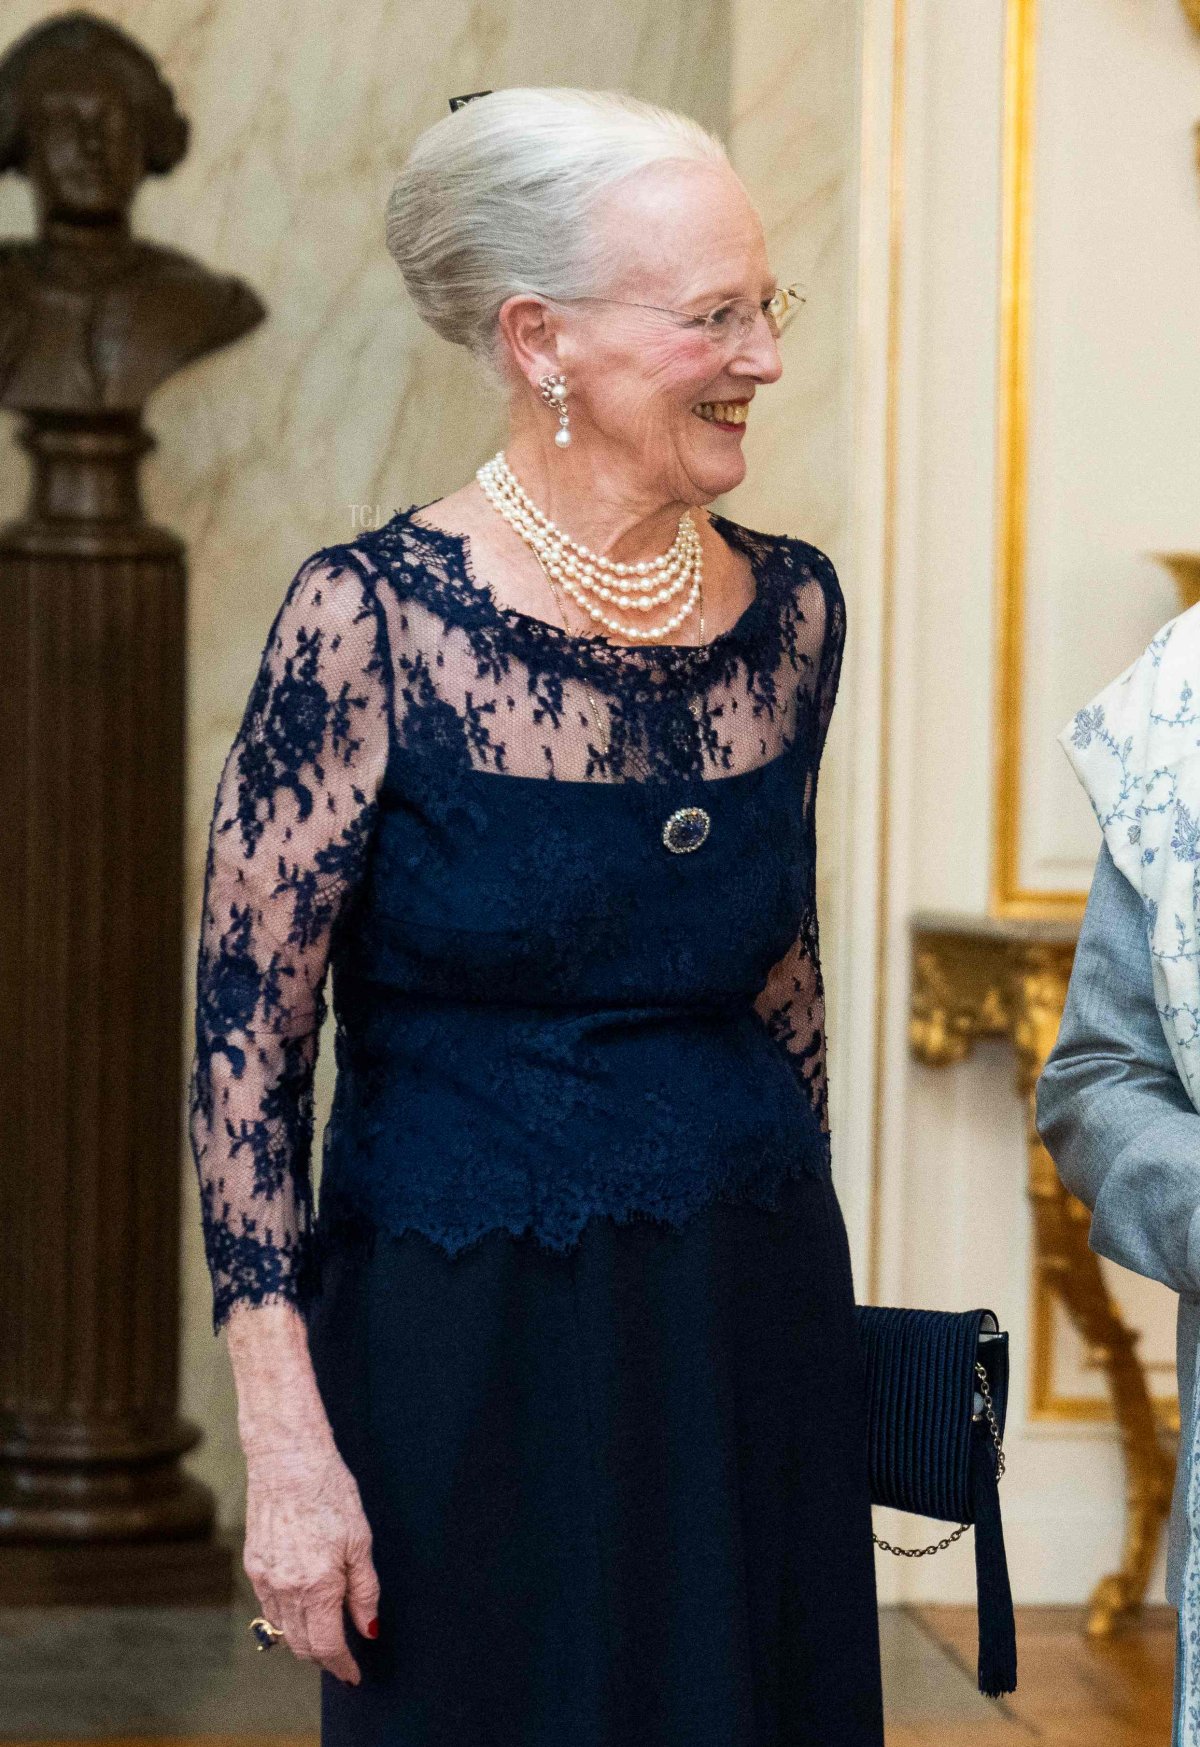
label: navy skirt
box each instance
[306,1166,885,1747]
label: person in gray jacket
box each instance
[1036,835,1200,1736]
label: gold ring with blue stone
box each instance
[248,1615,285,1651]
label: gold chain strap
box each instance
[872,1359,1006,1558]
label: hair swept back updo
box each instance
[384,87,728,388]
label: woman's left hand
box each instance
[243,1434,381,1685]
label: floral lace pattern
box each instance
[189,506,846,1330]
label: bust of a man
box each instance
[0,11,264,414]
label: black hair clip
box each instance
[448,90,493,113]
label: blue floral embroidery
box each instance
[1070,704,1106,750]
[1175,802,1200,865]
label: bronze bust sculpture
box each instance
[0,9,263,413]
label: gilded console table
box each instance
[910,913,1175,1637]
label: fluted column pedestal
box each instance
[0,414,232,1603]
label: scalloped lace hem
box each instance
[305,1141,831,1287]
[206,1139,832,1331]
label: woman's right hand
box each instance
[243,1436,381,1686]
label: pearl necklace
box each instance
[476,451,704,643]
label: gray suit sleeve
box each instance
[1035,837,1200,1295]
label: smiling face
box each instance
[498,157,785,515]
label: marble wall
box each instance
[726,0,869,1269]
[0,0,863,1533]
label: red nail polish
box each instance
[367,1617,379,1639]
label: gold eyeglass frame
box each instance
[542,283,807,345]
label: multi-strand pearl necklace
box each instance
[475,450,704,644]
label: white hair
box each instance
[384,86,729,388]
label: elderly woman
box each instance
[1037,604,1200,1747]
[189,86,884,1745]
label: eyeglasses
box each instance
[545,283,807,349]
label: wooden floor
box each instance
[0,1605,1178,1745]
[887,1604,1177,1746]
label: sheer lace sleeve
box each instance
[188,548,391,1332]
[752,549,846,1152]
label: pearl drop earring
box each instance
[538,373,571,448]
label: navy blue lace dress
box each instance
[189,505,885,1747]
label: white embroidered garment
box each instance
[1059,602,1200,1747]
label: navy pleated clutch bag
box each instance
[856,1305,1016,1697]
